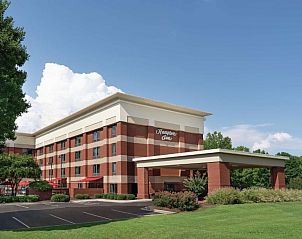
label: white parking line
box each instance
[83,212,111,220]
[112,209,140,216]
[12,216,30,228]
[15,204,29,209]
[49,214,75,224]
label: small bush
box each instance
[94,194,104,198]
[94,193,136,200]
[29,180,52,191]
[153,191,199,211]
[206,188,242,205]
[126,194,136,200]
[51,194,70,202]
[75,194,90,200]
[0,195,39,203]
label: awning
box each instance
[19,181,29,186]
[48,182,60,187]
[79,177,102,182]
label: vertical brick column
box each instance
[147,126,155,156]
[271,167,286,189]
[101,126,109,193]
[207,162,231,194]
[82,133,88,189]
[66,138,72,189]
[117,122,128,194]
[178,131,185,153]
[137,167,149,199]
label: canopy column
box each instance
[137,167,149,199]
[271,167,286,189]
[207,162,231,194]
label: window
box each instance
[75,151,81,161]
[78,183,83,189]
[48,157,53,165]
[112,162,117,175]
[111,125,116,137]
[39,159,43,167]
[60,154,66,163]
[61,141,66,150]
[93,147,100,159]
[93,164,100,176]
[75,136,81,147]
[110,184,117,194]
[49,145,54,153]
[75,166,81,176]
[112,143,116,156]
[49,169,53,176]
[61,168,65,177]
[39,148,43,155]
[164,183,175,192]
[93,130,100,142]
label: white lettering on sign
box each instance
[156,129,177,141]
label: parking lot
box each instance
[0,200,158,230]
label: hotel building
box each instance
[4,93,287,198]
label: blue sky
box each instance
[8,0,302,155]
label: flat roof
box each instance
[18,93,212,136]
[133,149,289,169]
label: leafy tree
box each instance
[0,0,30,148]
[204,131,232,150]
[183,171,207,198]
[0,154,41,196]
[231,148,270,189]
[277,152,302,185]
[234,146,250,152]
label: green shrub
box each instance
[94,194,104,198]
[116,194,127,200]
[206,188,242,205]
[183,171,207,198]
[206,187,302,205]
[75,194,90,200]
[288,177,302,190]
[153,191,199,211]
[0,195,39,203]
[29,180,52,191]
[51,194,70,202]
[126,194,136,200]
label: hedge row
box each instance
[75,194,90,200]
[207,187,302,205]
[153,191,199,211]
[0,195,39,203]
[50,194,70,202]
[95,193,136,200]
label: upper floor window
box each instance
[112,162,117,175]
[48,157,53,165]
[49,145,54,153]
[60,154,66,163]
[93,130,100,142]
[61,141,66,150]
[93,164,100,176]
[111,125,116,137]
[39,148,43,155]
[75,166,81,176]
[61,168,65,177]
[39,159,43,167]
[112,143,116,156]
[93,147,100,159]
[75,136,81,147]
[75,151,81,161]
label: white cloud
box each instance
[16,63,122,132]
[220,124,302,154]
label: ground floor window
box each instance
[164,183,175,192]
[110,183,117,194]
[78,183,83,189]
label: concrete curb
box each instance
[71,198,153,203]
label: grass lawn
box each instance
[2,202,302,239]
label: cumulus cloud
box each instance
[16,63,122,132]
[220,124,302,154]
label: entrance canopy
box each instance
[133,149,288,169]
[133,149,289,199]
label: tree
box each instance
[231,147,270,189]
[0,0,30,148]
[183,171,207,198]
[0,154,41,196]
[204,131,232,150]
[277,152,302,185]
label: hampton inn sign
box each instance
[156,129,177,141]
[4,93,288,198]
